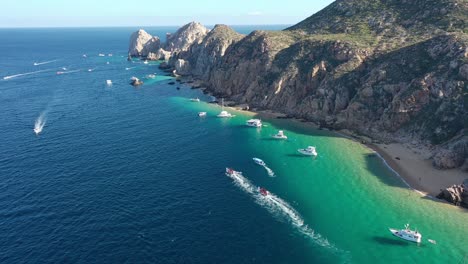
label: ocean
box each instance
[0,26,466,263]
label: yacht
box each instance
[98,53,105,57]
[272,130,288,139]
[389,224,422,243]
[106,80,112,85]
[190,98,201,102]
[217,99,233,118]
[253,158,266,166]
[298,146,318,156]
[198,112,207,117]
[246,119,262,127]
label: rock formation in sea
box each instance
[128,29,159,57]
[437,179,468,208]
[128,0,468,173]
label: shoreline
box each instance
[223,105,466,199]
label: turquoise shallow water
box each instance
[0,27,466,263]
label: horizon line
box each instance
[0,24,292,29]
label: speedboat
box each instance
[56,71,64,75]
[272,130,288,139]
[143,60,149,64]
[246,119,262,127]
[226,167,242,176]
[298,146,317,156]
[106,80,112,85]
[108,53,113,57]
[82,54,87,58]
[253,158,266,166]
[389,224,422,243]
[258,187,269,196]
[190,98,200,102]
[198,112,207,117]
[146,74,156,79]
[88,69,93,72]
[98,53,105,57]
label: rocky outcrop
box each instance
[165,22,209,53]
[128,29,154,57]
[437,179,468,208]
[141,36,161,57]
[129,0,468,172]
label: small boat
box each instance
[389,224,422,243]
[130,77,143,86]
[88,69,93,72]
[272,130,288,139]
[61,67,67,70]
[253,158,266,166]
[98,53,105,57]
[108,53,113,57]
[258,187,269,196]
[106,80,112,85]
[106,62,110,65]
[225,167,242,176]
[146,74,156,79]
[56,71,64,75]
[143,60,149,64]
[198,112,207,117]
[298,146,318,156]
[82,54,87,58]
[246,119,262,127]
[217,99,234,118]
[190,98,200,102]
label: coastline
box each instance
[221,105,466,199]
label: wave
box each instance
[263,165,275,177]
[3,69,51,80]
[33,59,58,66]
[225,169,342,253]
[34,111,47,135]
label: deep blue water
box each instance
[0,26,329,263]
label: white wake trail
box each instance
[3,69,51,80]
[225,169,342,253]
[263,165,275,177]
[34,111,47,135]
[33,59,58,66]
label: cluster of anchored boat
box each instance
[193,98,319,156]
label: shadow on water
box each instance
[364,152,408,189]
[286,154,310,158]
[371,236,410,247]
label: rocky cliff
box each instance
[128,0,468,171]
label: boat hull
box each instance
[389,228,421,243]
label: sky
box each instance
[0,0,335,27]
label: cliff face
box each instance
[129,0,468,170]
[128,29,160,57]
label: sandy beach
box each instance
[369,143,466,196]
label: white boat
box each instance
[198,112,207,117]
[190,98,200,102]
[389,224,422,243]
[98,53,105,57]
[253,158,266,166]
[146,74,156,79]
[217,99,233,118]
[82,54,87,58]
[246,119,262,127]
[143,60,149,64]
[88,69,93,72]
[106,80,112,85]
[106,62,110,65]
[272,130,288,139]
[298,146,317,156]
[108,53,113,57]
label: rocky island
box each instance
[129,0,467,207]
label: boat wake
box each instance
[33,59,58,66]
[34,111,47,135]
[263,165,275,177]
[57,69,80,75]
[3,69,51,80]
[225,169,342,253]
